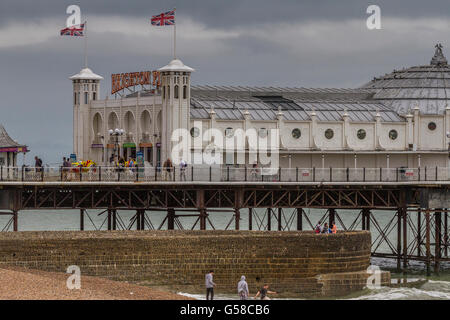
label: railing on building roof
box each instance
[0,166,449,183]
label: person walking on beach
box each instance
[237,275,249,300]
[205,270,216,300]
[254,284,277,300]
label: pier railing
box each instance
[0,166,449,183]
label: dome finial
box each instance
[431,43,448,66]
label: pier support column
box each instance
[278,208,282,231]
[234,189,242,231]
[267,208,272,231]
[196,190,206,230]
[417,210,422,257]
[107,209,112,231]
[328,208,336,227]
[167,208,175,230]
[80,209,84,231]
[445,210,448,257]
[297,208,303,231]
[403,207,408,270]
[136,210,145,230]
[248,208,253,231]
[13,211,18,232]
[434,211,442,274]
[112,210,117,230]
[396,208,402,272]
[426,209,431,276]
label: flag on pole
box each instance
[60,23,85,36]
[151,10,175,26]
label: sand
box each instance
[0,267,192,300]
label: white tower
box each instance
[158,59,195,163]
[70,68,103,160]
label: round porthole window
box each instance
[357,129,366,140]
[258,128,268,138]
[190,127,200,138]
[292,128,301,139]
[428,122,437,131]
[325,129,334,140]
[389,129,398,140]
[225,127,234,138]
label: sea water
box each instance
[0,208,448,300]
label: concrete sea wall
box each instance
[0,230,389,298]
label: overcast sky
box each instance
[1,0,450,164]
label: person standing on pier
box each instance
[205,270,216,300]
[331,222,337,234]
[237,275,249,300]
[34,156,43,173]
[179,159,187,181]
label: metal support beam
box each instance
[267,208,272,231]
[13,211,18,232]
[435,211,442,273]
[417,210,422,257]
[297,208,302,231]
[445,210,448,257]
[426,209,431,276]
[397,208,402,272]
[167,208,175,230]
[248,208,253,230]
[80,209,84,231]
[278,208,282,231]
[329,208,336,227]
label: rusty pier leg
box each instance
[107,209,112,231]
[267,208,272,231]
[197,190,206,230]
[278,208,282,231]
[136,209,145,230]
[13,211,18,232]
[434,210,442,274]
[400,190,408,271]
[445,210,448,257]
[80,209,84,231]
[167,208,175,230]
[234,189,242,231]
[329,208,336,227]
[248,208,253,231]
[397,208,402,272]
[426,209,431,276]
[297,208,303,231]
[417,210,422,257]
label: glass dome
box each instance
[361,44,450,115]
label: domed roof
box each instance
[158,59,195,73]
[361,44,450,115]
[70,68,104,80]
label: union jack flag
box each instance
[151,10,175,26]
[60,23,85,36]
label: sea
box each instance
[1,208,449,300]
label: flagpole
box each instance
[173,8,177,59]
[84,21,88,68]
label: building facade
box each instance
[0,125,28,167]
[71,45,450,170]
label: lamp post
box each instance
[108,128,125,164]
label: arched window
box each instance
[174,85,179,99]
[183,86,187,99]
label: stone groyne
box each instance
[0,230,389,297]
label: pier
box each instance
[0,165,449,274]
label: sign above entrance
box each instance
[111,71,161,95]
